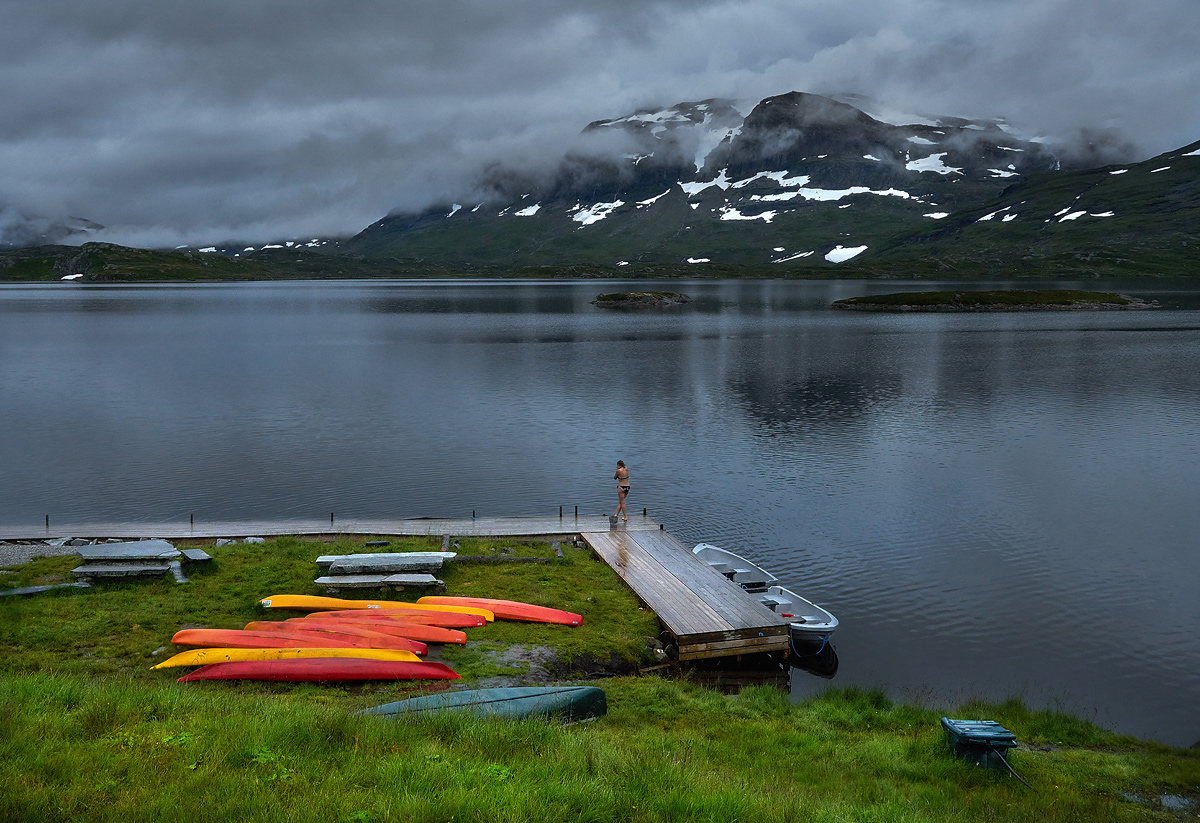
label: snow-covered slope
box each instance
[346,91,1064,267]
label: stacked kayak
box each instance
[416,596,583,626]
[178,658,459,683]
[153,647,422,669]
[163,588,583,684]
[358,686,606,722]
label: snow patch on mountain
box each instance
[514,204,541,217]
[906,153,963,175]
[825,245,868,262]
[719,207,777,223]
[773,250,815,262]
[572,201,624,226]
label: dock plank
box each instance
[584,532,731,636]
[623,530,790,631]
[584,530,789,659]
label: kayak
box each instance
[242,622,427,654]
[358,686,606,722]
[152,647,421,669]
[417,596,582,626]
[259,594,494,621]
[171,628,420,652]
[312,608,485,628]
[288,616,467,645]
[177,658,460,683]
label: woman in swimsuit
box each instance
[614,460,630,521]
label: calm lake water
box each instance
[2,278,1198,746]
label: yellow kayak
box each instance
[259,594,494,622]
[151,646,421,669]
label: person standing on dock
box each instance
[614,460,630,521]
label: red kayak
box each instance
[314,608,486,628]
[171,629,387,650]
[241,622,427,655]
[417,596,582,626]
[288,616,467,645]
[177,657,460,683]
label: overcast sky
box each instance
[2,0,1198,247]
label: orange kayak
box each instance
[259,594,493,621]
[242,622,427,655]
[288,616,467,645]
[417,596,582,626]
[314,608,486,628]
[172,629,392,650]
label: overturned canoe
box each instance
[416,596,582,626]
[287,616,467,645]
[241,622,427,654]
[152,647,421,669]
[259,594,493,621]
[177,658,460,683]
[358,686,606,722]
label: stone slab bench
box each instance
[313,573,445,593]
[71,562,172,581]
[180,548,213,563]
[75,540,180,562]
[0,581,92,597]
[315,552,455,571]
[328,555,444,575]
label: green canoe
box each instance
[356,686,607,722]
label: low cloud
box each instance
[2,0,1197,247]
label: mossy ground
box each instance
[2,538,1197,822]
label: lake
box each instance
[1,278,1198,747]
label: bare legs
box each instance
[616,486,629,521]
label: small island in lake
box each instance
[591,291,692,309]
[831,289,1159,312]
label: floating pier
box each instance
[1,513,790,661]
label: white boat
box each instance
[693,543,838,641]
[692,542,777,590]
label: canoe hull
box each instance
[152,647,421,669]
[314,609,485,628]
[260,594,494,621]
[358,686,606,722]
[288,617,467,645]
[242,621,427,654]
[177,658,460,683]
[417,596,582,626]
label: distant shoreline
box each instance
[832,288,1160,312]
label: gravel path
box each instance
[0,541,81,568]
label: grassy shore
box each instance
[3,536,1197,822]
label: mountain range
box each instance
[2,91,1197,280]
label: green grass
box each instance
[0,536,658,679]
[2,540,1197,822]
[0,673,1195,823]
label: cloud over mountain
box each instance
[2,0,1197,247]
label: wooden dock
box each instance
[1,513,790,661]
[582,529,789,661]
